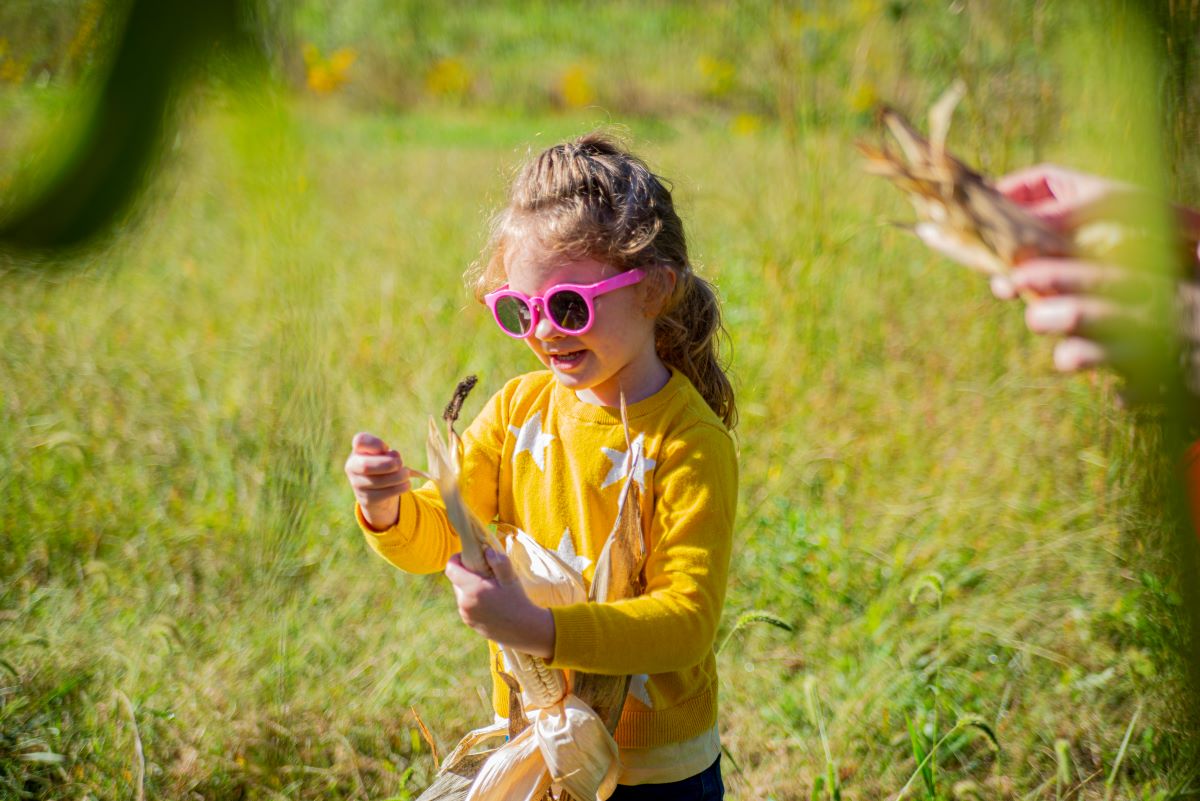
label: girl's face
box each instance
[503,241,670,406]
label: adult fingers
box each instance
[1010,259,1133,298]
[995,164,1059,205]
[996,165,1097,232]
[1025,296,1129,340]
[1054,336,1170,407]
[990,274,1017,300]
[1052,337,1109,373]
[352,432,389,455]
[1020,198,1079,232]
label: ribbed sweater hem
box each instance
[613,686,718,749]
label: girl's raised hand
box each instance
[345,432,410,531]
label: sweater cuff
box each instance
[547,603,603,672]
[355,496,416,545]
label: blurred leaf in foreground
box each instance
[0,0,256,258]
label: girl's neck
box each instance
[575,353,671,408]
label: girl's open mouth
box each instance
[549,350,586,370]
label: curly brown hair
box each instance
[469,132,736,429]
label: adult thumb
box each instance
[485,547,517,585]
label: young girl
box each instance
[345,133,737,799]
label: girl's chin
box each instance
[549,362,602,393]
[550,367,590,387]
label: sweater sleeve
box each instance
[547,422,737,675]
[357,387,506,575]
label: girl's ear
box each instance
[642,266,677,317]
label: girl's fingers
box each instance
[352,432,390,455]
[357,454,407,475]
[484,547,517,585]
[346,453,407,476]
[444,554,471,588]
[349,472,411,492]
[444,552,494,586]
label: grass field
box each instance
[3,3,1199,800]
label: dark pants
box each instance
[608,756,724,800]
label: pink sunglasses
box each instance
[484,269,645,338]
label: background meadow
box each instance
[2,1,1199,799]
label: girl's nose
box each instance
[533,316,560,340]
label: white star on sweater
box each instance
[628,674,653,708]
[508,412,554,471]
[600,433,655,489]
[555,528,591,575]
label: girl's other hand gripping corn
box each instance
[445,547,556,658]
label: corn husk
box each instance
[570,394,647,735]
[859,81,1072,278]
[425,416,499,574]
[505,527,588,609]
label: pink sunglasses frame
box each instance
[483,268,645,338]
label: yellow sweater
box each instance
[357,368,737,749]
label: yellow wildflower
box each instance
[425,57,472,100]
[849,81,879,113]
[303,43,356,95]
[559,64,595,108]
[731,113,763,137]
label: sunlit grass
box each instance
[0,91,1186,799]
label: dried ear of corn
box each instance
[859,81,1072,278]
[421,724,508,801]
[415,383,647,801]
[425,415,498,575]
[437,528,618,801]
[571,393,647,735]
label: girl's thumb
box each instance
[485,547,516,584]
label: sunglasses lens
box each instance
[547,290,590,332]
[494,295,533,335]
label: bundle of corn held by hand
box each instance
[858,81,1076,280]
[415,378,647,801]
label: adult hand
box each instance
[445,548,556,658]
[995,165,1189,400]
[345,432,410,531]
[1006,257,1174,400]
[912,163,1136,298]
[995,163,1141,233]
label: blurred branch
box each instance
[0,0,258,257]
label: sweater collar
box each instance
[554,367,687,424]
